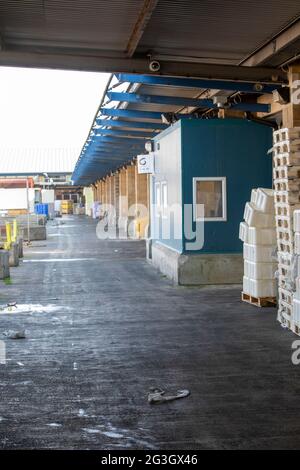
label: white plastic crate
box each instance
[294,210,300,232]
[295,232,300,254]
[273,140,300,155]
[278,299,293,320]
[273,152,300,167]
[243,202,275,228]
[274,190,300,205]
[250,189,258,205]
[243,243,276,262]
[243,276,277,298]
[273,127,300,143]
[292,298,300,325]
[278,287,293,305]
[274,178,300,192]
[255,188,274,214]
[244,260,277,280]
[239,221,248,243]
[247,226,276,245]
[273,165,300,180]
[275,203,300,218]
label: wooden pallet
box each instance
[241,292,277,308]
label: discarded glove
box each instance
[148,387,190,405]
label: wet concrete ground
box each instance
[0,215,300,449]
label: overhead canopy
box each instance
[1,1,299,185]
[0,1,298,79]
[71,71,277,185]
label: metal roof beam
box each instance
[96,118,167,130]
[100,107,193,120]
[241,17,300,67]
[92,136,149,144]
[107,91,270,113]
[115,73,281,93]
[95,128,157,138]
[126,0,159,57]
[94,142,144,150]
[101,108,164,120]
[0,50,286,83]
[92,146,140,154]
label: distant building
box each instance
[0,147,83,204]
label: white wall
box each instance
[0,188,35,212]
[41,189,55,204]
[151,124,183,252]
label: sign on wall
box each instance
[137,153,154,174]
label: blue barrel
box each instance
[35,203,49,216]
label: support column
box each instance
[119,168,128,233]
[135,165,149,238]
[283,64,300,127]
[114,173,120,230]
[126,164,136,237]
[105,177,110,207]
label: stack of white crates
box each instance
[273,127,300,334]
[240,188,277,305]
[292,211,300,330]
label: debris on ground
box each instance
[7,302,17,308]
[148,387,190,404]
[3,329,26,339]
[0,302,18,313]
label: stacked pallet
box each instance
[240,188,277,307]
[273,127,300,334]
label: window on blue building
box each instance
[193,177,227,222]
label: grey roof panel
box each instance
[0,147,80,174]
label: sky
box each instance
[0,67,110,153]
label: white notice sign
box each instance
[137,154,154,174]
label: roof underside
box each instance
[0,1,299,184]
[0,1,299,67]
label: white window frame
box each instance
[193,177,227,222]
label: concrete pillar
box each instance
[135,166,149,238]
[100,181,104,203]
[283,64,300,127]
[114,174,120,228]
[9,242,19,267]
[119,168,128,233]
[126,165,136,213]
[92,185,97,201]
[18,237,23,258]
[126,165,136,237]
[110,175,115,209]
[0,251,10,279]
[105,177,110,207]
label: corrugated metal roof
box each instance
[0,0,298,65]
[0,147,80,175]
[138,0,300,63]
[0,0,145,51]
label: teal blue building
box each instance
[150,118,272,284]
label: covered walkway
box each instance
[0,216,299,450]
